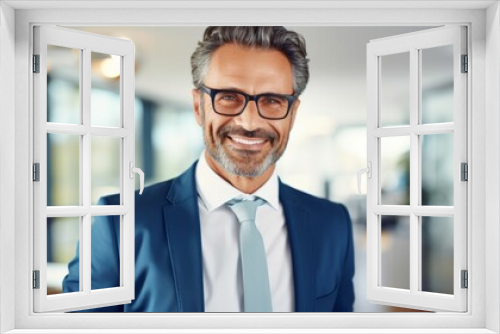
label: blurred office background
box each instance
[46,26,454,312]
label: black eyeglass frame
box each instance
[198,84,298,120]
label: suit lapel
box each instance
[280,182,315,312]
[163,164,205,312]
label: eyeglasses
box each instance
[198,84,298,120]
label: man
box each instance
[63,26,355,312]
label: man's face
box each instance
[192,43,300,178]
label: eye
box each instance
[218,92,241,102]
[261,96,286,107]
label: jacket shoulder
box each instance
[99,179,175,207]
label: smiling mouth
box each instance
[227,135,268,149]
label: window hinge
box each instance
[461,270,468,289]
[33,54,40,73]
[461,162,468,181]
[33,163,40,182]
[33,270,40,289]
[461,54,468,73]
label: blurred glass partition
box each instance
[91,136,121,205]
[47,217,80,295]
[91,215,121,290]
[380,216,410,290]
[421,45,454,124]
[91,52,121,128]
[380,136,410,206]
[380,52,410,127]
[421,133,454,206]
[47,45,80,124]
[47,133,80,207]
[421,216,454,295]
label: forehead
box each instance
[204,43,294,93]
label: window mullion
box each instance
[122,52,136,290]
[46,123,130,138]
[409,47,419,295]
[82,47,92,294]
[77,48,85,293]
[373,205,454,216]
[365,46,379,297]
[413,123,454,135]
[82,47,91,208]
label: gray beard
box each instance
[204,136,278,177]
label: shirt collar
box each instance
[195,151,280,212]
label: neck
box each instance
[204,151,275,194]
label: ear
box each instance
[289,99,300,130]
[192,88,203,126]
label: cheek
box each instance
[204,117,224,141]
[275,123,292,141]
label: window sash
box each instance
[366,26,468,312]
[32,25,136,313]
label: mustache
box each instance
[217,125,278,141]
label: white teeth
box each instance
[231,137,265,145]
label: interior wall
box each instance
[0,2,16,333]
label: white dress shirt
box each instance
[195,152,294,312]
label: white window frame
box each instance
[0,1,499,333]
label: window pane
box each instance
[380,215,410,290]
[91,215,121,290]
[380,136,410,205]
[47,133,80,206]
[421,45,454,124]
[91,136,121,205]
[91,52,121,127]
[48,217,80,294]
[47,45,80,124]
[421,216,454,294]
[380,52,410,127]
[421,133,454,206]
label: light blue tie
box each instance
[228,198,273,312]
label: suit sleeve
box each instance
[332,204,355,312]
[62,196,124,312]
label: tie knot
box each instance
[227,198,265,223]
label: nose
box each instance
[233,100,263,131]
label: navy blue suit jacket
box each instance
[63,162,355,312]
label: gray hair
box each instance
[191,26,310,95]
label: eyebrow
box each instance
[215,86,294,96]
[216,86,247,93]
